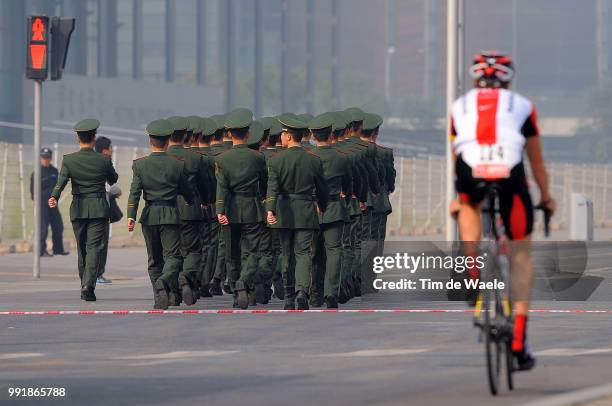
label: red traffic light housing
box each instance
[26,16,49,81]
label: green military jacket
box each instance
[51,148,119,221]
[373,144,395,214]
[197,146,216,220]
[266,146,329,230]
[127,152,194,225]
[334,141,366,217]
[215,144,267,224]
[167,145,205,221]
[313,145,352,224]
[347,137,380,205]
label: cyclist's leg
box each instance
[500,168,536,369]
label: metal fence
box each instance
[0,141,610,242]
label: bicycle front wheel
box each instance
[483,287,501,395]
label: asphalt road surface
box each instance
[0,245,611,406]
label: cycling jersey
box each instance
[451,88,539,240]
[451,88,539,175]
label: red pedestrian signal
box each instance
[26,16,49,81]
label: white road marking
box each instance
[537,348,612,357]
[0,352,45,360]
[320,349,428,357]
[113,350,239,360]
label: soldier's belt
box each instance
[73,192,106,199]
[145,199,177,207]
[231,190,259,198]
[279,193,314,201]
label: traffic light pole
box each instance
[33,80,42,279]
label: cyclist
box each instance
[449,51,556,371]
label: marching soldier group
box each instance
[50,107,395,310]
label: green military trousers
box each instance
[213,224,228,283]
[142,224,182,296]
[179,220,202,287]
[279,229,315,296]
[312,221,344,299]
[226,222,263,287]
[349,214,363,291]
[360,208,378,294]
[340,220,354,301]
[97,221,110,278]
[72,218,109,289]
[199,219,219,288]
[255,225,275,286]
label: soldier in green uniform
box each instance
[196,117,219,297]
[208,114,232,295]
[126,119,194,309]
[329,112,361,303]
[49,118,119,301]
[244,120,273,305]
[343,108,381,295]
[216,109,267,309]
[309,113,352,309]
[365,114,395,258]
[357,113,389,293]
[266,114,328,310]
[258,117,285,301]
[166,116,206,305]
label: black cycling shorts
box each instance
[455,155,533,240]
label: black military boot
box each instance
[200,284,213,298]
[209,278,223,296]
[80,286,96,302]
[154,279,169,310]
[353,276,362,297]
[309,292,323,308]
[325,295,339,309]
[178,275,195,306]
[235,280,249,309]
[253,283,266,304]
[296,290,310,310]
[284,296,296,310]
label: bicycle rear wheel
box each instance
[483,287,501,395]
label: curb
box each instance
[522,384,612,406]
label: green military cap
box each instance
[146,119,174,137]
[200,117,218,137]
[362,113,383,131]
[259,116,273,132]
[282,112,299,119]
[247,120,265,146]
[209,114,226,130]
[339,110,354,126]
[344,107,365,123]
[277,113,307,131]
[167,116,189,132]
[267,117,282,135]
[331,111,347,131]
[73,118,100,132]
[224,108,253,129]
[308,112,334,130]
[186,115,202,133]
[297,113,314,123]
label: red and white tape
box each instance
[0,309,610,316]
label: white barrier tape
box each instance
[0,309,610,316]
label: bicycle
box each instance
[472,183,551,395]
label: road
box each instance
[0,246,611,405]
